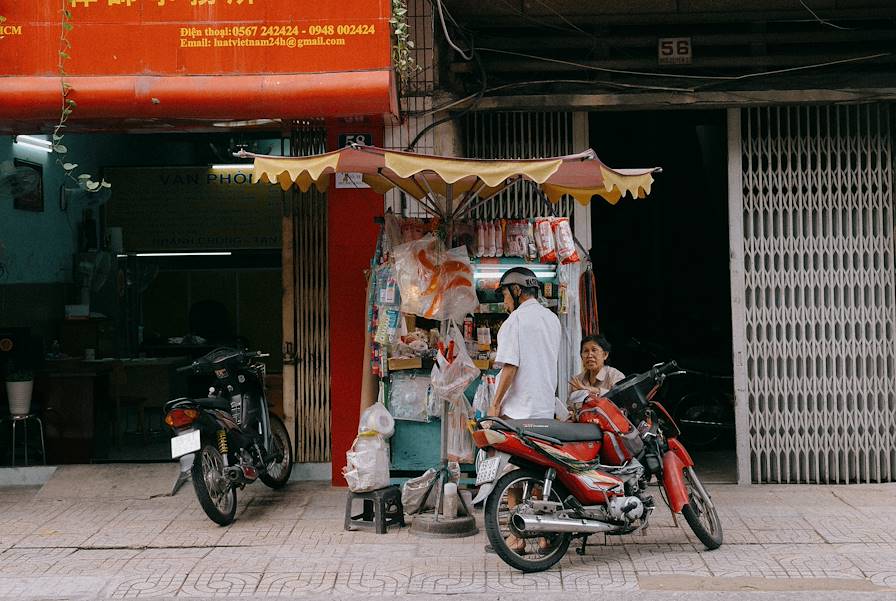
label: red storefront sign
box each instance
[0,0,396,130]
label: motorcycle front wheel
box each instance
[192,442,237,526]
[259,414,293,489]
[681,466,723,549]
[484,469,571,573]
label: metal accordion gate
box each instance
[731,104,896,484]
[282,123,331,463]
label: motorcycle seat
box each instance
[190,397,232,411]
[496,419,601,442]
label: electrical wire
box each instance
[405,2,486,151]
[404,51,486,151]
[478,47,892,83]
[799,0,854,31]
[434,0,473,60]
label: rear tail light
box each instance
[165,408,200,428]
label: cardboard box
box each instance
[388,357,423,371]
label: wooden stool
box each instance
[344,485,405,534]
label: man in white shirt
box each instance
[489,267,561,418]
[486,266,561,555]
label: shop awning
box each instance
[0,71,397,133]
[241,145,660,218]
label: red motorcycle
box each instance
[471,361,722,572]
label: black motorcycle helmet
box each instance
[497,266,539,309]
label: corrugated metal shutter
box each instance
[739,104,896,483]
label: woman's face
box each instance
[581,340,608,373]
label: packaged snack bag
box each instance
[534,218,557,263]
[494,219,504,257]
[552,217,580,264]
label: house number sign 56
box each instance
[658,37,692,65]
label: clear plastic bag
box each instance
[343,433,391,492]
[430,323,479,402]
[359,397,395,438]
[388,372,430,422]
[392,236,477,322]
[447,396,475,464]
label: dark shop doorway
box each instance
[589,110,736,482]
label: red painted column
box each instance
[326,123,384,485]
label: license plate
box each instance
[171,430,201,459]
[475,457,501,486]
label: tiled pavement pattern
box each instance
[1,478,896,598]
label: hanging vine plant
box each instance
[390,0,422,93]
[53,2,109,193]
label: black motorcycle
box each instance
[164,347,293,525]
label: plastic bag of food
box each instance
[343,433,391,492]
[505,220,529,257]
[534,218,557,263]
[433,246,478,323]
[430,323,479,402]
[552,217,580,264]
[494,220,504,257]
[392,236,477,322]
[359,395,395,438]
[388,372,430,422]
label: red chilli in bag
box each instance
[534,218,557,263]
[551,217,580,264]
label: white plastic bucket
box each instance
[6,380,33,416]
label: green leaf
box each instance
[101,181,112,189]
[78,174,91,180]
[62,22,73,31]
[85,180,101,191]
[62,163,78,171]
[59,51,70,60]
[67,99,77,107]
[52,144,67,153]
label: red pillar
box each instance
[326,124,383,485]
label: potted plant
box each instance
[5,365,34,416]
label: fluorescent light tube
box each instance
[14,135,53,153]
[116,252,233,258]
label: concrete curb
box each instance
[0,465,57,486]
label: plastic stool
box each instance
[1,414,47,466]
[344,485,405,533]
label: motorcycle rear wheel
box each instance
[192,443,237,526]
[260,414,293,489]
[680,466,723,549]
[484,469,572,573]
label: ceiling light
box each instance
[14,135,53,153]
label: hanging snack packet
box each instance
[494,219,504,257]
[552,217,580,264]
[475,221,485,257]
[506,220,529,257]
[534,218,557,263]
[486,221,497,258]
[527,221,539,260]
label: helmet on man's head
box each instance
[497,267,539,294]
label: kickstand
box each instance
[576,535,591,556]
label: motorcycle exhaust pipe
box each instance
[511,513,620,535]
